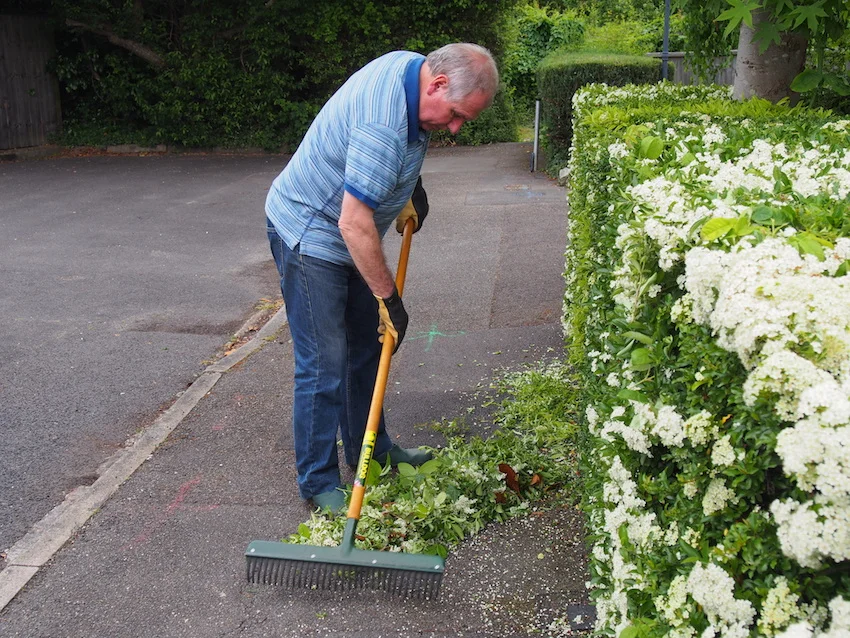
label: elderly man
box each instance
[266,43,499,511]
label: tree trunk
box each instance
[733,9,808,103]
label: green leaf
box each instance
[790,69,824,93]
[717,0,760,38]
[622,330,653,345]
[618,388,650,403]
[630,348,653,371]
[733,215,754,236]
[426,543,448,559]
[751,205,789,225]
[366,458,382,486]
[397,462,417,477]
[637,272,660,297]
[298,523,311,538]
[618,523,631,547]
[751,205,775,224]
[823,73,850,97]
[790,2,828,32]
[773,167,793,193]
[701,217,735,241]
[752,21,781,54]
[639,136,664,159]
[788,232,828,260]
[619,626,639,638]
[419,458,442,474]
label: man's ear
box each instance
[427,74,448,95]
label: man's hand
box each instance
[395,176,428,234]
[375,287,408,353]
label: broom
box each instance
[245,217,445,599]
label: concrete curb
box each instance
[0,305,288,611]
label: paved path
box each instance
[0,143,591,637]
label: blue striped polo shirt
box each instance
[265,51,430,266]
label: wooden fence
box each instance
[647,51,737,86]
[0,15,62,150]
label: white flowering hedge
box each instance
[565,82,850,637]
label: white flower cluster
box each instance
[679,236,850,566]
[654,574,694,632]
[683,238,850,367]
[653,563,756,638]
[594,455,658,634]
[758,577,805,635]
[626,176,706,271]
[702,477,737,516]
[711,435,737,467]
[774,596,850,637]
[684,410,719,445]
[599,410,652,455]
[770,499,850,569]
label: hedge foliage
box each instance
[500,3,586,113]
[537,52,660,173]
[565,81,850,637]
[49,0,519,149]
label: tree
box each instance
[675,0,850,103]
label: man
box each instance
[266,43,499,512]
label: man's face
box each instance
[419,75,490,135]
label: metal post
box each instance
[532,99,540,173]
[662,0,671,80]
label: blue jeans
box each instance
[267,220,392,499]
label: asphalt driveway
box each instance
[0,152,283,556]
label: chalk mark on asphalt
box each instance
[406,324,466,352]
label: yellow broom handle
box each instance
[347,218,415,519]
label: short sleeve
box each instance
[344,123,404,210]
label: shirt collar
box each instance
[404,56,425,143]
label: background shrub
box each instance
[432,86,519,146]
[536,52,660,172]
[48,0,520,149]
[500,4,586,113]
[579,15,685,54]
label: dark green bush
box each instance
[537,51,660,172]
[501,4,586,112]
[432,86,519,146]
[50,0,519,149]
[813,89,850,116]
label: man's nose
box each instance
[448,120,463,135]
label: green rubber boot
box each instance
[311,488,346,513]
[374,444,433,467]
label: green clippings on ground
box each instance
[286,360,581,555]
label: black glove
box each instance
[395,176,429,233]
[375,287,409,354]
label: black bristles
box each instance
[246,557,443,600]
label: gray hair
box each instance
[426,43,499,105]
